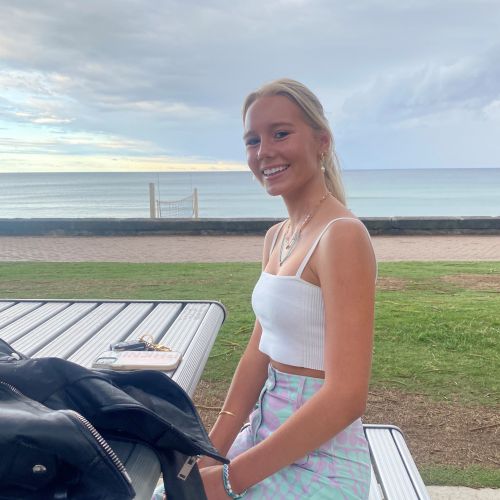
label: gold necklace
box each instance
[279,193,329,265]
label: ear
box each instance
[316,130,330,154]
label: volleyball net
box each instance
[153,187,199,218]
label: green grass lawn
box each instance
[1,261,497,405]
[374,262,499,406]
[420,465,500,489]
[0,261,499,487]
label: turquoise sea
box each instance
[0,168,498,218]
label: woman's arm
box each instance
[204,320,270,457]
[200,223,281,462]
[228,219,377,492]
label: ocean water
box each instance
[0,168,498,219]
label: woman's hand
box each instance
[200,465,228,500]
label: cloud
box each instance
[340,46,500,128]
[483,99,500,121]
[0,150,246,173]
[3,100,74,126]
[96,98,222,121]
[0,0,499,170]
[0,129,159,156]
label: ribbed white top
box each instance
[253,218,377,370]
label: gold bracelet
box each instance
[218,410,236,417]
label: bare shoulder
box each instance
[323,217,372,245]
[316,217,377,283]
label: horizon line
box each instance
[1,165,499,174]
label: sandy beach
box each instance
[0,234,499,262]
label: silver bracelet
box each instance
[222,463,247,499]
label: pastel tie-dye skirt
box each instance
[226,365,371,499]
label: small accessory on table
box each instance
[110,340,147,351]
[138,334,173,352]
[92,350,182,371]
[222,463,247,499]
[110,335,173,353]
[99,335,181,371]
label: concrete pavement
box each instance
[1,234,499,262]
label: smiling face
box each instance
[243,95,328,197]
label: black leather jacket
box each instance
[0,339,226,499]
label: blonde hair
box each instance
[242,78,346,205]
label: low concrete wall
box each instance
[0,217,499,236]
[363,217,500,235]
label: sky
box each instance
[1,0,500,173]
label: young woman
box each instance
[199,79,377,499]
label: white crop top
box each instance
[252,218,377,371]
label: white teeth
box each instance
[263,165,288,176]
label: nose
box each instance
[256,138,273,161]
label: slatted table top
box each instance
[0,299,226,397]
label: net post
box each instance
[149,183,157,218]
[193,188,199,219]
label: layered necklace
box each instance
[279,192,330,266]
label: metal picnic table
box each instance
[0,298,226,499]
[0,299,430,500]
[0,299,225,396]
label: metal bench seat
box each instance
[365,424,430,500]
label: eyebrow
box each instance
[243,121,295,140]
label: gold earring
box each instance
[320,152,326,173]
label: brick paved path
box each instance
[0,235,499,262]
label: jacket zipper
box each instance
[0,380,131,485]
[0,379,23,395]
[64,410,132,484]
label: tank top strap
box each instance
[296,217,367,278]
[269,220,287,258]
